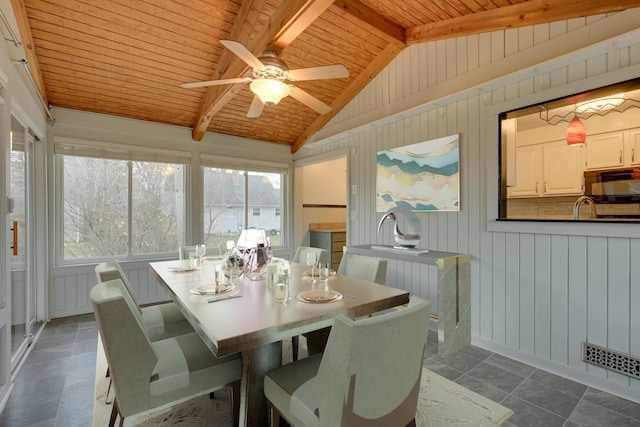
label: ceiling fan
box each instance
[181,40,349,118]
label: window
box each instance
[499,78,640,222]
[55,139,188,262]
[202,162,287,249]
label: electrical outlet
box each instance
[352,184,357,195]
[350,210,357,220]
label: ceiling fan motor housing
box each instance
[253,51,289,80]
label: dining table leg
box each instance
[238,341,282,427]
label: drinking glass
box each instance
[318,262,330,283]
[195,244,206,265]
[306,252,318,280]
[189,252,198,269]
[274,272,290,303]
[215,265,226,290]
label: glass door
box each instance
[9,116,37,370]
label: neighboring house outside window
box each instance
[202,167,285,250]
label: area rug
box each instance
[93,338,513,427]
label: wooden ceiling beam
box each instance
[291,41,405,153]
[191,0,264,140]
[191,0,335,141]
[289,1,407,152]
[333,0,406,45]
[406,0,640,44]
[11,0,48,104]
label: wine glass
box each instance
[306,252,318,280]
[195,244,206,266]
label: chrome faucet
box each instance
[573,195,597,220]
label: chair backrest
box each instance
[95,261,142,315]
[90,279,158,416]
[316,295,431,426]
[337,253,387,285]
[179,245,223,260]
[292,246,330,265]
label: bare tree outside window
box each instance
[62,156,184,259]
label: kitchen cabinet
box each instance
[507,145,540,197]
[585,132,624,170]
[508,141,583,198]
[309,229,346,269]
[542,141,584,195]
[585,129,640,169]
[626,129,640,166]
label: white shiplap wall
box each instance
[294,10,640,403]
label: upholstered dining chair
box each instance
[95,262,194,341]
[292,246,330,266]
[265,295,431,427]
[302,253,389,357]
[290,246,331,360]
[91,279,243,427]
[337,252,388,285]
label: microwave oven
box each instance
[584,168,640,203]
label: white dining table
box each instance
[149,258,410,427]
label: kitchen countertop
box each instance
[308,222,346,232]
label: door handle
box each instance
[11,220,18,256]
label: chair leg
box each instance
[109,398,118,427]
[292,335,299,361]
[106,377,113,404]
[231,381,241,426]
[267,401,282,427]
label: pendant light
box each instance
[566,116,586,146]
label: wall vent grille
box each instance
[583,342,640,380]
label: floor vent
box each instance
[583,342,640,380]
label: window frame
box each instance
[200,154,289,249]
[53,137,191,265]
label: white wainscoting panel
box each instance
[51,261,172,318]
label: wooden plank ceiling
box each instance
[10,0,640,152]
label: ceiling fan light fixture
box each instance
[250,79,290,108]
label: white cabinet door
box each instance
[543,141,584,195]
[507,145,540,198]
[585,132,624,170]
[626,129,640,166]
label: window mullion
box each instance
[128,161,133,256]
[243,170,249,228]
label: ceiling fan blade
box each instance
[247,95,264,118]
[287,64,349,81]
[220,40,265,70]
[289,86,332,114]
[181,77,248,89]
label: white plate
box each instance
[168,265,201,273]
[296,290,342,303]
[190,283,235,295]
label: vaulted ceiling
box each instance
[10,0,640,152]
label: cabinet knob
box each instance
[619,150,623,163]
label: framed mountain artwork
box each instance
[376,134,460,212]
